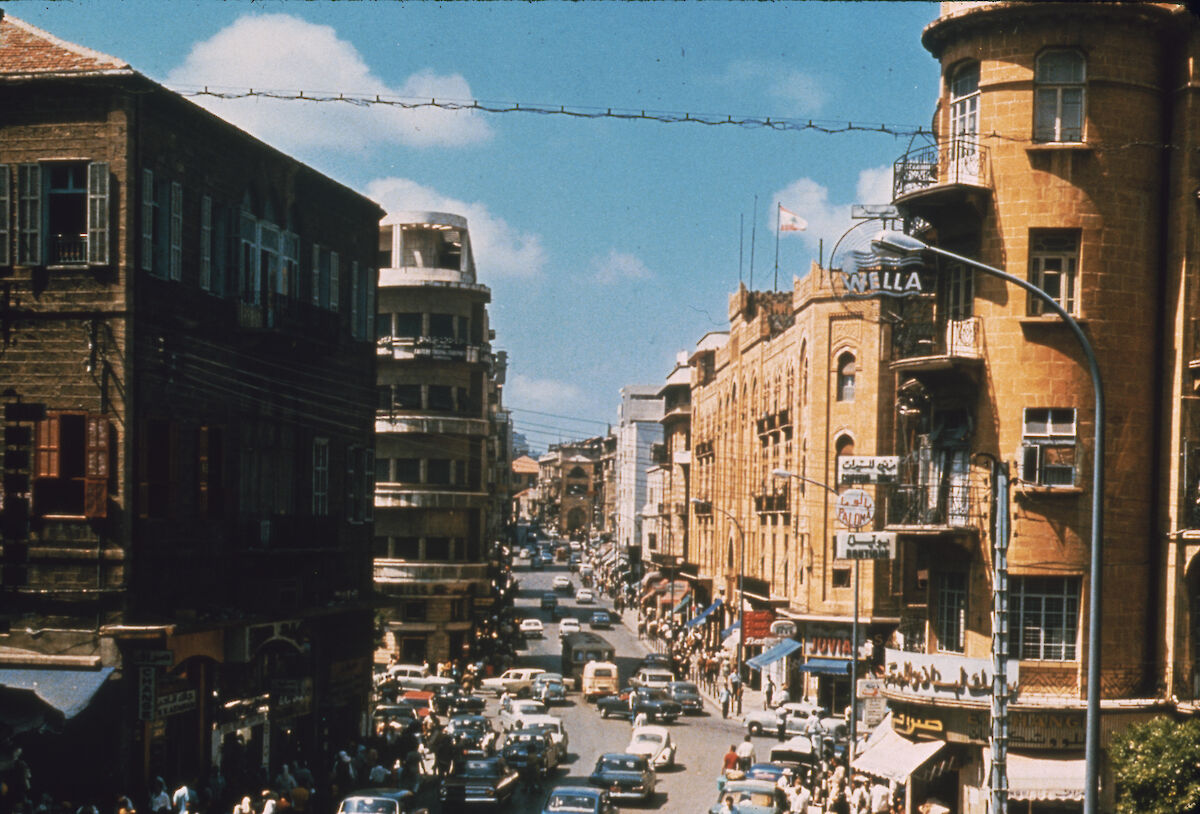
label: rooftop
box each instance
[0,12,132,79]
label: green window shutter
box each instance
[87,162,110,265]
[18,164,41,266]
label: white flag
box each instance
[779,205,807,232]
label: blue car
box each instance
[709,778,788,814]
[540,786,617,814]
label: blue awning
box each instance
[746,639,802,671]
[720,619,741,640]
[797,658,852,677]
[685,598,723,628]
[671,593,692,615]
[0,667,115,719]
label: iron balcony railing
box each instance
[893,316,984,362]
[48,233,88,265]
[893,137,991,200]
[886,481,986,529]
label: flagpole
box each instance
[749,195,757,290]
[739,214,744,284]
[773,203,781,291]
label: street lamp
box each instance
[693,498,746,695]
[871,230,1105,814]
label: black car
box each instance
[636,652,673,672]
[540,787,616,814]
[596,687,682,723]
[501,728,556,772]
[336,788,418,814]
[589,610,612,630]
[446,714,498,754]
[440,756,519,808]
[587,752,656,803]
[434,685,488,715]
[666,680,705,714]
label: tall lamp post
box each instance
[693,498,746,690]
[870,231,1105,814]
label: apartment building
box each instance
[615,386,664,574]
[373,211,503,666]
[0,12,381,795]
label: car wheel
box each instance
[601,707,610,719]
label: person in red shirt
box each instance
[723,744,739,772]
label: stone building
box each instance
[372,211,504,666]
[0,12,380,795]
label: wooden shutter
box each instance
[349,260,359,337]
[169,181,182,280]
[141,169,154,271]
[0,164,9,266]
[34,414,60,477]
[84,415,109,518]
[312,244,321,305]
[330,251,340,311]
[17,164,40,266]
[199,196,212,291]
[87,162,110,265]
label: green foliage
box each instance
[1110,716,1200,814]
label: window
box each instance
[282,232,300,299]
[428,385,454,412]
[949,62,979,140]
[239,211,259,305]
[935,572,967,653]
[197,425,224,517]
[836,353,856,402]
[200,196,213,291]
[1034,50,1085,143]
[312,438,329,516]
[140,169,154,272]
[394,536,420,560]
[0,165,9,266]
[832,567,851,588]
[403,601,427,622]
[377,385,393,412]
[428,313,455,338]
[1021,407,1077,486]
[16,162,110,267]
[169,182,182,281]
[137,419,173,519]
[394,384,421,410]
[375,457,391,484]
[329,251,339,311]
[1013,576,1079,661]
[427,459,452,485]
[1029,230,1079,315]
[943,261,973,320]
[376,313,392,340]
[394,458,420,482]
[33,413,111,518]
[426,537,450,560]
[394,312,421,338]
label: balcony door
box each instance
[948,63,981,185]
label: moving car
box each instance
[531,674,567,705]
[539,786,616,814]
[630,667,674,690]
[743,701,829,737]
[439,756,519,808]
[625,725,677,769]
[581,661,620,701]
[587,753,656,803]
[520,713,569,755]
[707,779,788,814]
[481,667,547,697]
[541,593,559,613]
[336,789,418,814]
[378,663,457,693]
[502,727,560,771]
[588,610,612,630]
[635,653,673,672]
[575,588,595,604]
[432,685,487,715]
[552,575,573,592]
[558,618,582,638]
[666,681,705,715]
[596,687,682,723]
[446,714,499,754]
[520,618,545,638]
[767,737,821,778]
[499,698,548,730]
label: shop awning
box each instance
[797,658,852,676]
[746,638,802,670]
[640,570,663,587]
[0,667,115,720]
[1006,752,1086,802]
[640,579,668,602]
[671,593,692,615]
[852,727,946,783]
[685,598,723,628]
[720,619,740,640]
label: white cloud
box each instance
[772,165,893,257]
[722,60,826,115]
[165,14,492,152]
[506,374,584,413]
[591,250,652,285]
[366,177,547,279]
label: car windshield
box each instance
[640,690,668,701]
[338,800,398,814]
[599,756,645,772]
[462,760,500,777]
[545,794,597,812]
[672,683,699,694]
[632,733,663,745]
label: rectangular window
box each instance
[32,412,111,519]
[0,164,9,266]
[311,244,322,306]
[1029,230,1079,315]
[426,537,450,560]
[403,601,427,622]
[365,268,376,340]
[329,251,340,311]
[832,567,851,588]
[1034,50,1085,143]
[197,425,224,517]
[1013,576,1079,661]
[140,169,155,272]
[376,313,392,340]
[137,419,173,519]
[394,536,420,560]
[199,196,213,291]
[377,385,393,412]
[427,459,452,485]
[282,232,299,299]
[1022,407,1077,486]
[375,457,391,484]
[428,385,454,412]
[428,313,455,338]
[258,224,280,306]
[349,260,360,337]
[239,212,259,305]
[394,384,421,409]
[312,438,329,516]
[935,572,967,653]
[364,448,374,522]
[395,312,421,338]
[169,181,182,281]
[19,164,42,266]
[347,445,360,524]
[394,458,420,483]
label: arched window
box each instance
[836,352,856,402]
[1034,50,1085,143]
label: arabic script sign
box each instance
[835,531,896,560]
[835,489,874,529]
[883,648,1019,702]
[837,456,899,485]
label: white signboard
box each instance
[858,678,887,728]
[835,489,875,530]
[883,648,1019,702]
[836,531,896,560]
[838,456,899,485]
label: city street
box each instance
[469,555,762,813]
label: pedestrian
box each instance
[869,780,890,814]
[719,685,732,719]
[722,744,739,776]
[764,676,775,709]
[149,781,171,814]
[788,777,812,813]
[717,796,735,814]
[735,734,755,771]
[850,776,870,814]
[734,678,745,716]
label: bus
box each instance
[560,631,615,682]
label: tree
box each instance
[1110,716,1200,814]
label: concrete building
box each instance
[615,386,664,572]
[0,12,381,795]
[373,211,501,666]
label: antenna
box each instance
[749,195,757,290]
[739,214,744,284]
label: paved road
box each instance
[464,557,758,813]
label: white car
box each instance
[558,618,582,637]
[575,588,595,604]
[481,667,547,697]
[519,618,545,638]
[630,668,674,690]
[499,698,548,730]
[625,725,676,769]
[743,700,829,736]
[552,575,573,591]
[520,712,570,753]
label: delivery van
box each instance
[581,660,620,701]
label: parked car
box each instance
[575,588,595,604]
[336,789,418,814]
[588,610,612,630]
[520,618,545,638]
[630,667,674,690]
[481,667,547,697]
[539,786,616,814]
[707,778,788,814]
[666,681,705,715]
[743,701,828,737]
[587,753,656,803]
[558,618,582,638]
[552,575,573,592]
[635,653,673,672]
[624,725,677,769]
[532,675,567,705]
[439,756,519,808]
[596,688,682,723]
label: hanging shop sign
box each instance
[742,610,777,644]
[138,666,157,722]
[837,456,899,485]
[804,624,854,658]
[883,648,1020,702]
[156,688,198,719]
[835,531,896,560]
[835,489,875,530]
[770,620,797,638]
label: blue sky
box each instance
[10,0,941,451]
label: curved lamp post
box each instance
[870,230,1104,814]
[693,498,746,693]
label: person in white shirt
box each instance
[734,735,756,770]
[869,780,891,813]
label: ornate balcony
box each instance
[374,559,490,590]
[892,137,992,223]
[891,316,984,374]
[377,336,488,364]
[885,481,985,533]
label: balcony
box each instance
[48,233,88,265]
[237,296,341,343]
[891,316,984,374]
[374,559,490,588]
[885,482,985,532]
[892,137,992,220]
[374,486,488,510]
[375,414,489,437]
[377,336,487,364]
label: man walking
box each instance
[735,735,756,771]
